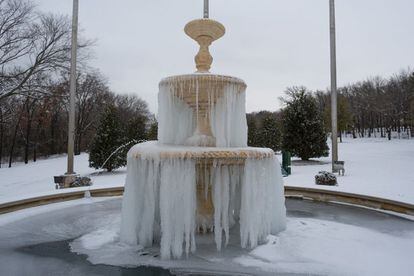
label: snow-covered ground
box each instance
[1,141,414,275]
[0,154,125,204]
[279,137,414,204]
[0,137,413,205]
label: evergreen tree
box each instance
[247,114,258,147]
[256,114,282,152]
[120,115,148,160]
[281,87,329,160]
[125,115,147,143]
[89,105,124,171]
[147,121,158,140]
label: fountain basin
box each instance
[1,197,413,275]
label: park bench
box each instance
[333,161,345,176]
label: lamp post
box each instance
[54,0,79,188]
[329,0,338,172]
[67,0,79,176]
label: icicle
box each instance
[228,165,241,228]
[210,82,248,147]
[158,82,195,145]
[239,156,286,249]
[120,158,159,247]
[159,158,196,259]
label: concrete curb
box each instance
[0,186,413,217]
[0,187,123,215]
[284,186,414,216]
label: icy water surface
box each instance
[0,197,413,275]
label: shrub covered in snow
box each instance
[71,176,92,187]
[315,171,337,186]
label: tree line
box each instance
[248,69,414,160]
[316,69,414,140]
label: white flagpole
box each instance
[66,0,79,175]
[330,0,338,172]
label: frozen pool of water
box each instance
[0,197,413,276]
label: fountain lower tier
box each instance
[120,141,286,259]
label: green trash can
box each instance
[282,151,291,176]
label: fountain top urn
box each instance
[184,18,225,73]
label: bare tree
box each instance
[0,97,15,166]
[0,0,91,101]
[74,72,113,154]
[0,0,35,79]
[115,94,150,122]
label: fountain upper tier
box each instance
[160,74,246,115]
[158,73,248,147]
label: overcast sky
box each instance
[35,0,414,113]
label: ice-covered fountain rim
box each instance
[127,141,274,160]
[159,73,246,88]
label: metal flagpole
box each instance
[329,0,338,172]
[204,0,209,18]
[66,0,79,175]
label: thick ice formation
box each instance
[122,63,286,259]
[121,74,286,259]
[157,86,195,146]
[121,142,286,259]
[210,84,247,147]
[158,74,247,147]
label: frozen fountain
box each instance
[120,11,286,260]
